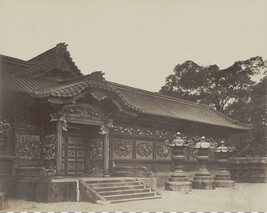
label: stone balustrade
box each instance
[229,157,267,183]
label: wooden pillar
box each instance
[103,128,110,177]
[56,120,63,176]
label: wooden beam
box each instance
[103,129,110,176]
[56,120,63,176]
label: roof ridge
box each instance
[209,107,251,128]
[0,54,32,66]
[108,81,210,109]
[28,43,66,63]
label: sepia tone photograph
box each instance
[0,0,267,211]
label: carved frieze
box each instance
[113,124,134,135]
[157,144,171,158]
[62,104,105,119]
[136,127,153,137]
[155,129,172,138]
[136,142,153,158]
[114,141,132,157]
[16,134,41,160]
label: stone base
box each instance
[212,180,234,188]
[192,175,215,190]
[165,181,192,192]
[0,192,8,210]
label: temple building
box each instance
[0,43,250,203]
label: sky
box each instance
[0,0,267,91]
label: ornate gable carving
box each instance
[61,104,106,119]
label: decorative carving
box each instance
[0,121,10,149]
[113,124,133,135]
[157,144,171,158]
[155,129,171,138]
[50,114,68,131]
[99,119,114,135]
[16,134,41,160]
[136,127,153,137]
[62,104,105,118]
[136,143,153,157]
[43,134,56,160]
[89,138,103,160]
[114,141,132,157]
[90,90,108,101]
[43,134,56,169]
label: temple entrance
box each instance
[62,124,104,176]
[85,126,104,176]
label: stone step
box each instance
[90,181,140,188]
[94,185,145,192]
[99,188,150,196]
[104,191,156,201]
[110,195,162,204]
[86,179,135,184]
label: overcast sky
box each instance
[1,0,267,91]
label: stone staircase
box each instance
[79,177,161,204]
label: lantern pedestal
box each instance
[165,154,192,191]
[165,133,192,192]
[192,150,215,190]
[0,184,8,210]
[213,149,234,188]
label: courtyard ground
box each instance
[5,183,267,212]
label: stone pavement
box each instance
[5,183,267,212]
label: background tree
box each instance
[160,57,267,156]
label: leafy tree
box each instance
[228,77,267,156]
[160,57,265,114]
[160,57,267,156]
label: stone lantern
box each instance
[213,141,235,188]
[165,132,192,191]
[192,136,214,189]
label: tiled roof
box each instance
[0,55,60,93]
[0,43,82,93]
[0,44,250,130]
[31,77,250,130]
[110,83,250,130]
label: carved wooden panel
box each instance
[113,138,133,159]
[0,122,10,155]
[136,140,153,159]
[88,137,103,175]
[16,134,41,160]
[43,134,56,169]
[156,141,171,160]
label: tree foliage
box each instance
[160,57,267,156]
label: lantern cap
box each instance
[195,136,211,149]
[214,140,235,153]
[166,131,187,146]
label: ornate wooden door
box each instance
[62,129,85,176]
